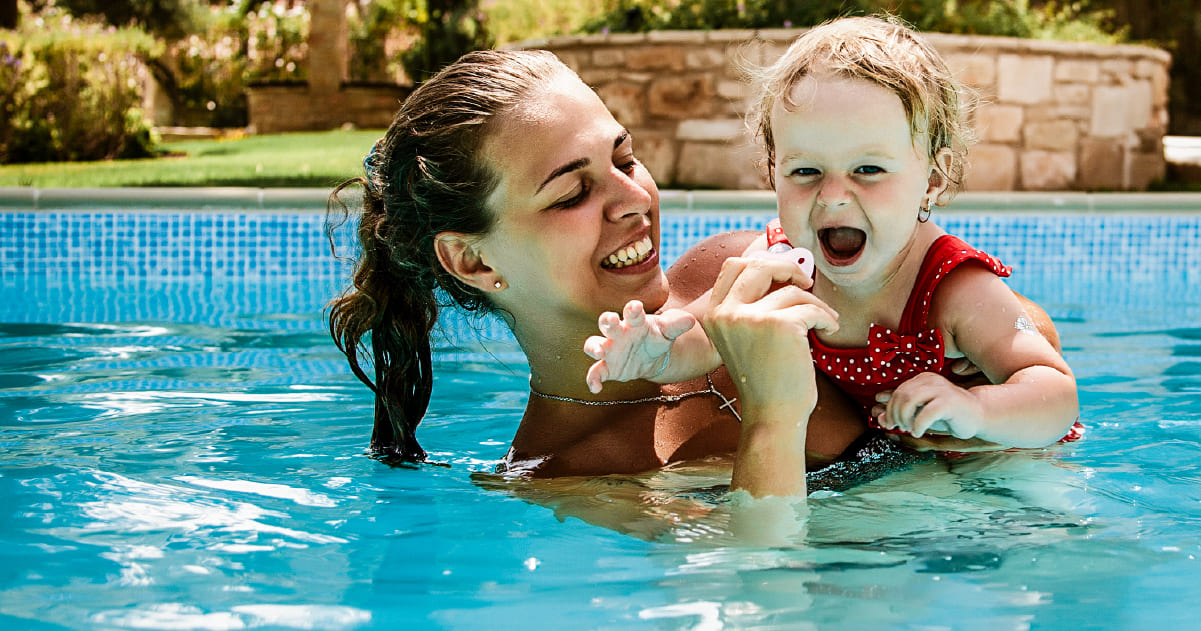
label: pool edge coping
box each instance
[2,187,1200,213]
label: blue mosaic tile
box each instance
[1,209,1199,337]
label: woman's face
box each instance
[476,72,668,328]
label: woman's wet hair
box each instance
[746,15,973,195]
[326,49,567,464]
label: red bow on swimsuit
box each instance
[867,324,944,374]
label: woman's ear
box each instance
[434,232,503,292]
[927,147,955,207]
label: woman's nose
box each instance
[604,168,653,222]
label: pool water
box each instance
[2,206,1201,630]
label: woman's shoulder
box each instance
[665,230,760,305]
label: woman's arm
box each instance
[704,256,840,498]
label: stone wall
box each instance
[245,0,408,134]
[518,30,1171,191]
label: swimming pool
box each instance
[2,189,1200,630]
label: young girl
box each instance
[584,15,1080,449]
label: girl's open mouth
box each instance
[819,227,866,266]
[601,236,655,269]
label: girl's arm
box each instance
[878,265,1078,447]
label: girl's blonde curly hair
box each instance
[746,15,974,199]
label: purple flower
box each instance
[784,20,792,28]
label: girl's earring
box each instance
[494,280,503,290]
[917,202,932,223]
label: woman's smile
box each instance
[601,235,656,270]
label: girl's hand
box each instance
[874,372,984,439]
[583,300,696,393]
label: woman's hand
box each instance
[703,256,838,498]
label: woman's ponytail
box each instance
[327,49,567,465]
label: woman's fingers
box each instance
[710,256,811,306]
[753,286,840,332]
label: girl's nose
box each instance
[817,178,851,209]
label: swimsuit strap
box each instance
[900,234,1012,332]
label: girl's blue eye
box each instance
[790,167,820,177]
[856,165,885,175]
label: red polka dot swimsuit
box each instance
[809,233,1009,410]
[763,222,1085,444]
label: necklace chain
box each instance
[528,373,741,422]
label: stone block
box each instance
[1054,84,1091,106]
[626,46,685,71]
[597,82,646,127]
[1128,151,1166,190]
[1077,137,1125,191]
[579,69,620,85]
[648,76,714,119]
[1020,150,1076,190]
[997,55,1054,104]
[1128,80,1154,129]
[1024,120,1079,152]
[965,144,1017,191]
[1091,85,1132,137]
[716,79,750,102]
[975,105,1023,142]
[944,53,995,89]
[592,48,625,67]
[686,48,726,70]
[1149,64,1170,107]
[1054,59,1100,84]
[631,130,677,185]
[675,140,763,189]
[1100,58,1133,80]
[677,119,746,142]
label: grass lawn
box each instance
[0,129,384,188]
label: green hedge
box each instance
[583,0,1122,43]
[0,14,158,164]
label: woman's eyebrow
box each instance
[537,158,589,194]
[536,130,631,194]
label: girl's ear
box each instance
[927,147,955,207]
[434,232,504,292]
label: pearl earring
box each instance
[494,281,502,289]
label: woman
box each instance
[326,49,867,499]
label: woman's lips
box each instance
[602,235,655,270]
[819,227,867,266]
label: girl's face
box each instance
[772,73,948,291]
[476,72,668,329]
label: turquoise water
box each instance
[2,208,1200,629]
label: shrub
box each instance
[581,0,1123,43]
[399,0,492,83]
[0,11,158,163]
[161,6,252,127]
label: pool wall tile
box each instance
[1,209,1199,335]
